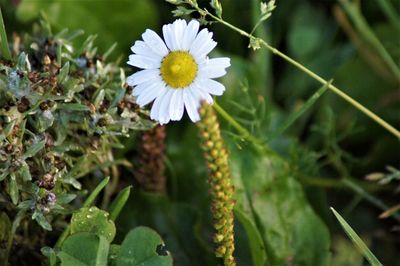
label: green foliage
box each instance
[1,0,399,265]
[58,227,172,266]
[15,0,159,57]
[70,206,116,243]
[117,226,173,266]
[59,233,110,266]
[331,208,382,266]
[0,19,153,231]
[230,145,331,266]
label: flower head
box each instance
[127,19,230,124]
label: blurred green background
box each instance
[1,0,399,265]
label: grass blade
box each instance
[330,207,382,266]
[0,8,11,60]
[108,186,131,222]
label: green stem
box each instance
[194,6,400,140]
[0,8,11,60]
[3,210,25,265]
[339,0,400,83]
[375,0,400,33]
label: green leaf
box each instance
[9,173,19,205]
[33,211,52,231]
[59,232,109,266]
[330,207,382,266]
[70,206,116,243]
[83,176,110,207]
[0,120,15,142]
[230,145,331,266]
[58,62,70,84]
[210,0,223,18]
[57,103,90,112]
[109,186,131,222]
[22,139,46,159]
[41,246,57,266]
[0,212,11,243]
[17,161,32,181]
[234,207,266,266]
[116,226,172,266]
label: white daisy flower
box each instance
[127,19,230,125]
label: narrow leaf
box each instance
[109,186,132,222]
[330,207,382,266]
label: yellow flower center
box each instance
[160,51,197,89]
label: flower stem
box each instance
[190,4,400,140]
[374,0,400,33]
[198,103,236,266]
[0,8,12,60]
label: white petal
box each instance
[127,69,159,86]
[169,89,184,121]
[198,66,226,79]
[136,81,166,107]
[127,54,160,69]
[183,87,200,122]
[190,29,214,57]
[172,19,187,51]
[163,24,177,51]
[158,89,174,124]
[192,83,214,104]
[194,41,217,62]
[207,57,231,68]
[150,91,167,121]
[142,29,169,57]
[197,79,225,96]
[198,57,231,79]
[133,79,156,96]
[182,20,199,51]
[130,41,161,60]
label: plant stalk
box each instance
[191,4,400,139]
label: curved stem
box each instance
[192,5,400,139]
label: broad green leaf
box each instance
[59,232,109,266]
[230,145,331,266]
[116,226,172,266]
[331,208,382,266]
[116,192,214,266]
[70,206,116,243]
